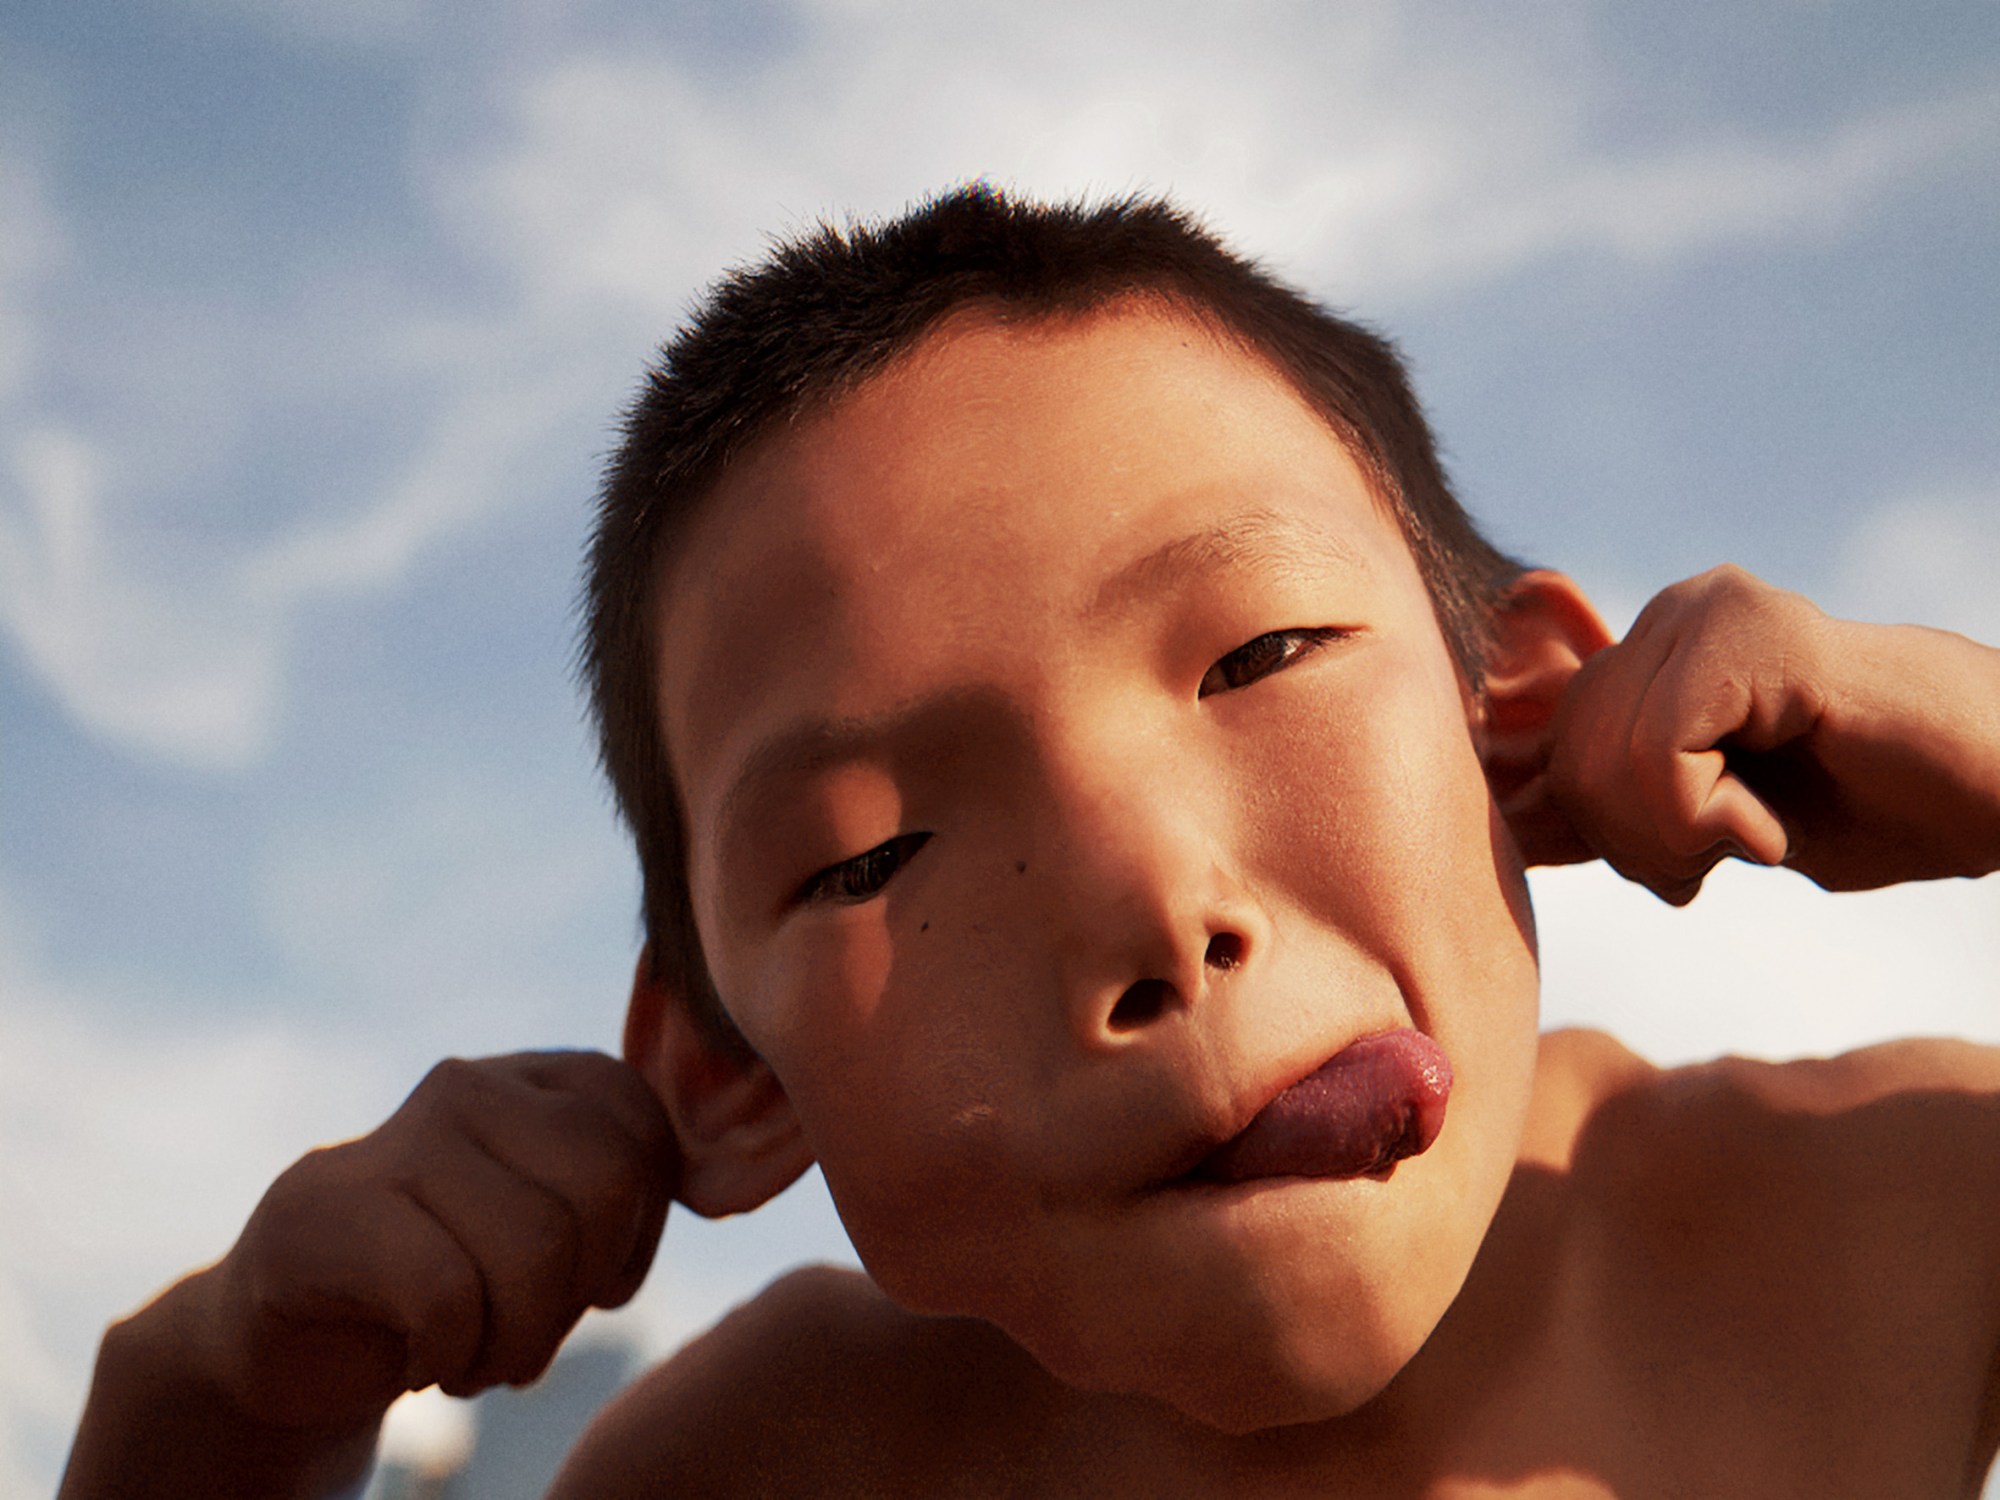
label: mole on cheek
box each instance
[1015,860,1027,875]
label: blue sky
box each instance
[4,1,1998,1488]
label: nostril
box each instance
[1108,978,1173,1031]
[1204,932,1244,971]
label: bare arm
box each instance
[58,1051,677,1500]
[1519,565,2000,900]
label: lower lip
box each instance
[1194,1029,1454,1185]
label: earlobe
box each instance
[624,949,815,1218]
[1475,570,1614,868]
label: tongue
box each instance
[1199,1029,1453,1183]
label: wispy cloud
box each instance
[1535,859,2000,1066]
[0,424,285,767]
[4,5,1991,772]
[0,914,409,1489]
[443,7,1998,315]
[1832,485,2000,644]
[0,148,61,404]
[1299,84,1998,299]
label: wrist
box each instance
[1824,619,2000,876]
[60,1271,381,1500]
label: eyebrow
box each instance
[712,507,1373,851]
[713,712,889,858]
[1087,505,1371,620]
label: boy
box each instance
[62,188,2000,1497]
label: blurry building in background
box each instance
[365,1339,639,1500]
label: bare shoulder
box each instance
[1557,1029,2000,1348]
[1525,1030,2000,1473]
[1558,1030,2000,1197]
[548,1264,1063,1499]
[1685,1035,2000,1112]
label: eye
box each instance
[797,832,932,907]
[1199,628,1346,698]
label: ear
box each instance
[624,949,815,1218]
[1473,570,1615,868]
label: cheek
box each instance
[737,914,896,1059]
[743,912,1047,1305]
[1243,644,1538,1084]
[1245,648,1496,913]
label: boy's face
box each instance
[654,304,1543,1431]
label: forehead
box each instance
[655,304,1428,838]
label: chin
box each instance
[1021,1288,1426,1439]
[1150,1334,1414,1436]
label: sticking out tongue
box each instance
[1197,1029,1453,1184]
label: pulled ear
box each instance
[1474,570,1614,868]
[624,950,815,1218]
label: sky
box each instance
[3,0,1997,1490]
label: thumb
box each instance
[1498,769,1597,869]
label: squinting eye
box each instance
[797,832,932,906]
[1199,628,1346,698]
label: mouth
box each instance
[1175,1029,1454,1187]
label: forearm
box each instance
[58,1271,381,1500]
[1826,619,2000,879]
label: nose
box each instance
[1032,734,1267,1050]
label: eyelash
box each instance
[798,831,932,906]
[791,630,1338,906]
[1198,627,1347,698]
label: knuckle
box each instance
[411,1255,482,1342]
[1654,822,1716,861]
[405,1258,485,1384]
[421,1055,488,1100]
[249,1147,363,1245]
[539,1082,608,1139]
[508,1189,584,1289]
[516,1047,619,1094]
[480,1289,584,1390]
[507,1319,577,1387]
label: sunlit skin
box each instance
[57,300,2000,1500]
[654,303,1543,1431]
[596,302,2000,1494]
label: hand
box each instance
[1530,565,2000,903]
[193,1050,678,1429]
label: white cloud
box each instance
[0,426,285,768]
[241,350,600,606]
[443,5,1997,321]
[5,4,1991,774]
[1829,485,2000,645]
[0,148,61,405]
[377,1387,478,1478]
[1534,860,2000,1066]
[1328,85,1995,299]
[0,931,410,1492]
[0,303,610,770]
[250,766,637,1050]
[0,871,848,1494]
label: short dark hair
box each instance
[583,184,1523,1045]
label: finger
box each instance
[397,1132,588,1393]
[1640,660,1789,870]
[1497,770,1599,868]
[506,1050,680,1171]
[1623,611,1787,880]
[607,1183,672,1309]
[1552,629,1678,868]
[239,1146,487,1402]
[435,1054,678,1309]
[1611,757,1784,904]
[1694,769,1790,868]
